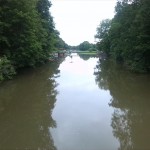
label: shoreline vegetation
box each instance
[95,0,150,73]
[0,0,69,82]
[77,51,97,55]
[1,0,150,82]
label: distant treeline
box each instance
[69,41,97,52]
[95,0,150,73]
[0,0,68,81]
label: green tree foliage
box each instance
[0,56,16,81]
[0,0,63,80]
[1,0,43,67]
[54,31,69,50]
[68,42,96,52]
[95,19,111,40]
[79,41,91,51]
[95,19,111,55]
[36,0,55,55]
[95,0,150,73]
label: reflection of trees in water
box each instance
[79,54,97,60]
[111,109,133,150]
[0,62,60,150]
[94,60,150,150]
[94,60,110,90]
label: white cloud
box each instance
[51,0,116,45]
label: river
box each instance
[0,53,150,150]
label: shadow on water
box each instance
[0,62,61,150]
[94,60,150,150]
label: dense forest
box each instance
[95,0,150,73]
[0,0,68,81]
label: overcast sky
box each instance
[51,0,116,46]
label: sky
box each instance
[51,0,117,46]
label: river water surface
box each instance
[0,54,150,150]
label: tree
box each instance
[95,0,150,72]
[0,0,65,80]
[0,0,45,67]
[95,19,111,40]
[95,19,111,55]
[79,41,92,51]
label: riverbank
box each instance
[0,51,66,82]
[77,51,97,55]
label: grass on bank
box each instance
[77,51,97,55]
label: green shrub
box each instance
[0,56,16,81]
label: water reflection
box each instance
[0,62,60,150]
[1,55,149,150]
[94,60,150,150]
[51,55,119,150]
[79,53,97,61]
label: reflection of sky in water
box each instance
[50,55,119,150]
